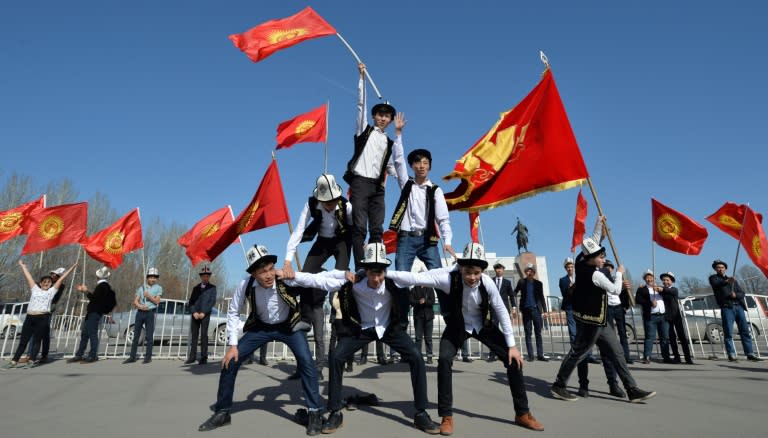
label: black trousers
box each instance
[348,176,385,270]
[13,314,49,362]
[188,313,211,360]
[438,326,529,417]
[668,314,692,360]
[328,321,354,367]
[328,327,428,413]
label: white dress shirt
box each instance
[395,178,453,245]
[593,270,623,306]
[284,200,354,262]
[647,286,665,314]
[385,266,516,347]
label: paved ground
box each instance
[0,356,765,438]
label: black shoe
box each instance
[288,371,301,380]
[662,358,675,364]
[747,355,763,362]
[609,384,626,398]
[199,411,231,432]
[728,356,739,362]
[577,387,589,398]
[80,357,98,364]
[426,357,433,364]
[413,411,440,434]
[345,396,358,411]
[259,358,268,366]
[306,410,323,436]
[537,356,550,362]
[550,383,578,401]
[199,358,208,365]
[184,358,196,365]
[358,357,367,365]
[143,358,152,364]
[462,357,473,363]
[486,355,495,362]
[526,356,535,362]
[587,357,601,364]
[627,387,656,403]
[322,410,343,434]
[67,356,83,364]
[625,358,635,365]
[344,363,353,373]
[671,357,682,364]
[641,357,651,364]
[377,357,388,366]
[685,358,695,365]
[123,357,137,364]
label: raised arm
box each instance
[391,120,409,186]
[17,259,37,290]
[385,267,452,290]
[433,187,455,257]
[356,63,367,136]
[53,263,77,290]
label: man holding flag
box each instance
[709,260,762,362]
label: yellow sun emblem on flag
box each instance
[237,201,260,233]
[718,214,742,231]
[656,213,681,239]
[199,222,220,240]
[753,236,762,259]
[295,120,316,137]
[39,215,64,240]
[105,230,125,255]
[268,28,308,44]
[0,212,23,233]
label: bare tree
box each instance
[678,276,710,297]
[737,265,768,296]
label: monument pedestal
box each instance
[515,252,539,279]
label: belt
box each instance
[651,312,665,316]
[399,229,425,237]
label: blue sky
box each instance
[2,1,767,293]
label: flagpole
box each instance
[273,152,302,271]
[335,33,383,100]
[732,204,750,274]
[586,177,634,305]
[324,99,329,174]
[37,195,48,269]
[652,242,656,281]
[228,205,250,263]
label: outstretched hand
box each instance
[394,112,406,134]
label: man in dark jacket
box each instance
[709,260,761,362]
[186,265,218,365]
[659,272,693,364]
[514,264,548,362]
[488,262,514,361]
[635,270,670,364]
[68,266,116,364]
[410,284,436,364]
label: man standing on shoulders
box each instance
[635,270,670,364]
[709,260,762,362]
[186,265,217,365]
[488,262,514,361]
[514,264,548,362]
[124,267,163,364]
[68,266,116,364]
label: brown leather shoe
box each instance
[439,416,453,436]
[515,412,544,431]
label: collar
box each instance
[97,279,108,285]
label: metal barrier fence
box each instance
[2,294,766,362]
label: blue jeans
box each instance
[129,310,156,359]
[522,307,544,359]
[395,234,442,328]
[215,329,322,412]
[76,312,102,360]
[607,305,631,361]
[643,314,669,360]
[721,305,754,357]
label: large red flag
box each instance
[739,207,768,278]
[22,202,88,254]
[228,7,336,63]
[276,103,328,149]
[706,202,763,240]
[651,199,708,255]
[178,206,238,265]
[0,196,44,244]
[570,188,588,253]
[82,209,143,268]
[443,69,589,211]
[204,160,290,261]
[469,212,480,243]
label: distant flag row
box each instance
[0,197,143,268]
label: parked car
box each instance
[0,302,28,339]
[623,305,727,343]
[106,299,241,346]
[682,294,768,321]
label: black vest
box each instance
[336,278,400,336]
[442,270,493,332]
[242,277,301,333]
[301,196,350,243]
[389,179,439,246]
[344,125,394,186]
[571,256,607,326]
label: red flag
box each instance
[228,7,336,63]
[570,188,588,252]
[22,202,88,255]
[706,202,763,240]
[382,230,398,254]
[276,103,328,149]
[469,212,480,243]
[204,160,290,261]
[739,207,768,278]
[178,206,238,265]
[651,199,709,255]
[0,196,44,244]
[82,209,143,268]
[443,69,589,211]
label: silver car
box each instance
[623,305,728,343]
[0,302,27,339]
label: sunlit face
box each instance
[714,264,727,276]
[587,252,606,268]
[525,269,536,279]
[494,267,504,277]
[365,269,385,289]
[662,277,673,287]
[252,263,276,288]
[373,112,392,130]
[39,278,52,290]
[460,265,483,288]
[643,274,654,286]
[564,263,574,275]
[200,273,211,284]
[411,157,430,180]
[146,276,158,286]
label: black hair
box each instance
[39,275,53,284]
[371,103,396,119]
